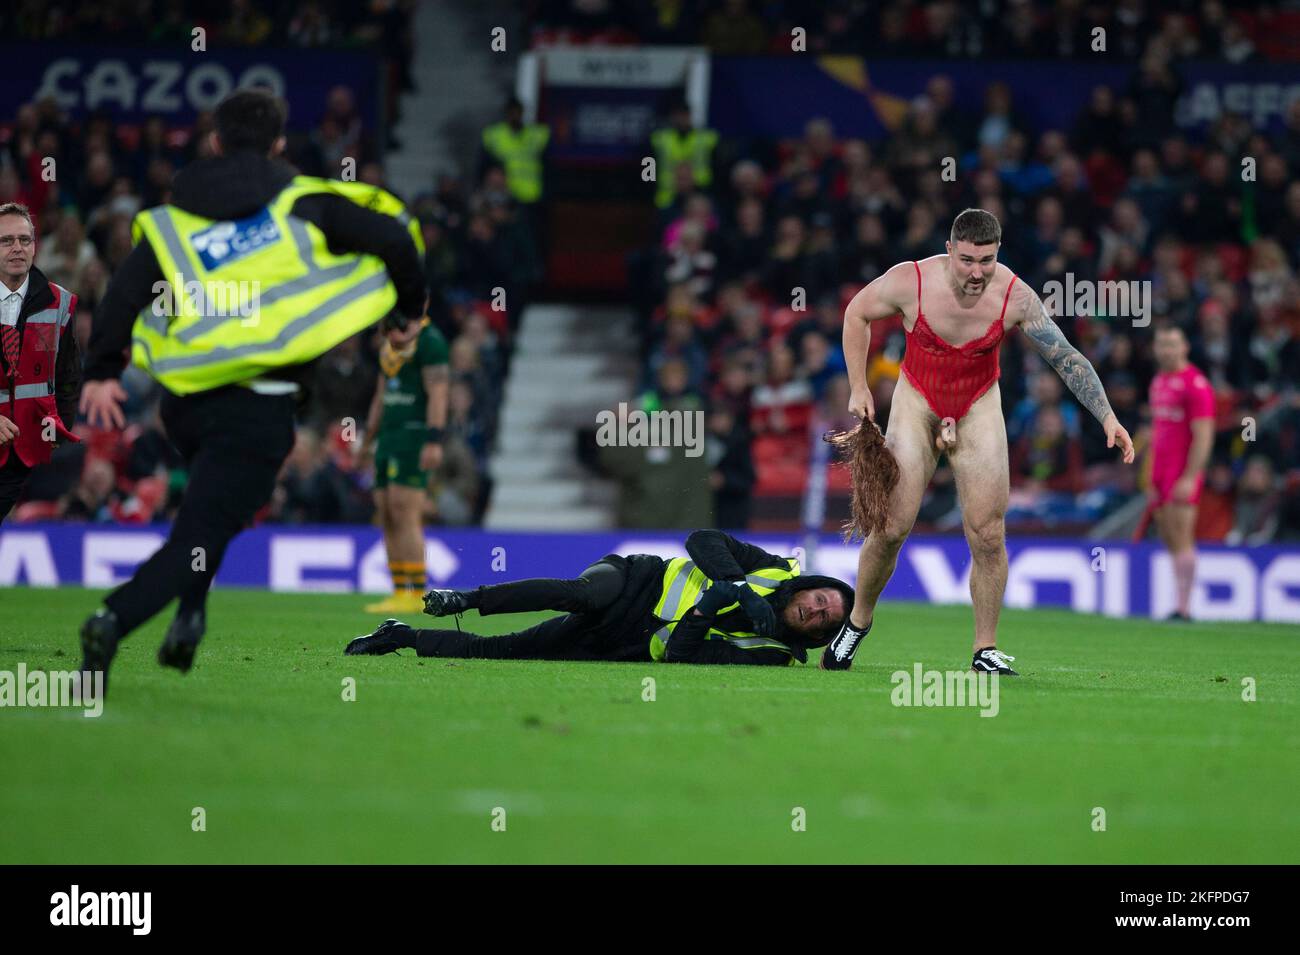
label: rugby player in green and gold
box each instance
[359,312,449,614]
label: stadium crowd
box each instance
[527,0,1299,63]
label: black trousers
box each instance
[0,454,31,522]
[104,386,296,635]
[413,559,651,661]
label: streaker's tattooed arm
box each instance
[1013,282,1114,424]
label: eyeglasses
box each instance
[0,235,34,249]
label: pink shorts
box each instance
[1151,468,1203,506]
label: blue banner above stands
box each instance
[709,56,1300,140]
[4,41,381,130]
[2,525,1298,623]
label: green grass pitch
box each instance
[1,585,1297,864]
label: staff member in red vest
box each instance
[0,202,82,521]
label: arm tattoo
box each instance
[1017,286,1114,424]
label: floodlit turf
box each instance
[1,585,1297,864]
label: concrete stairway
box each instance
[385,0,522,201]
[485,305,638,529]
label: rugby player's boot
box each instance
[158,609,206,673]
[345,619,414,656]
[422,588,473,618]
[820,618,872,670]
[79,608,122,696]
[972,647,1019,676]
[364,590,425,615]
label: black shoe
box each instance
[345,619,411,656]
[80,609,122,694]
[422,589,471,618]
[820,619,871,670]
[158,610,206,673]
[972,647,1019,676]
[1165,611,1191,622]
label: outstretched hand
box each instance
[79,379,128,430]
[1104,414,1135,464]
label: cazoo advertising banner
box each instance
[2,525,1298,624]
[5,41,381,130]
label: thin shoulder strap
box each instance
[913,261,922,314]
[998,273,1018,323]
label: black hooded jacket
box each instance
[586,529,853,666]
[84,151,426,383]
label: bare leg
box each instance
[1164,502,1198,616]
[946,384,1009,652]
[850,374,940,629]
[386,484,427,583]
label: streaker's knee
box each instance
[870,518,914,552]
[964,516,1006,559]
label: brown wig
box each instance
[824,421,900,542]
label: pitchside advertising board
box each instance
[709,56,1300,141]
[1,526,1298,623]
[4,42,381,130]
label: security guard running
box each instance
[345,529,854,666]
[78,90,426,689]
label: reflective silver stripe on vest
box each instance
[147,270,390,373]
[2,382,53,400]
[0,390,7,402]
[24,307,61,325]
[49,290,71,391]
[141,308,169,335]
[652,559,701,648]
[172,215,362,345]
[288,214,316,269]
[726,636,793,652]
[149,208,211,317]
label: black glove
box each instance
[735,583,777,637]
[696,580,741,616]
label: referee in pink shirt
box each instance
[1147,324,1216,621]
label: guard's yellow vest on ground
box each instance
[130,177,424,395]
[482,122,550,203]
[650,127,718,207]
[649,556,800,663]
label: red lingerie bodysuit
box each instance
[899,260,1017,421]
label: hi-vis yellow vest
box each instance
[481,122,550,203]
[130,177,424,395]
[650,556,800,663]
[650,127,718,207]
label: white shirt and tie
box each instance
[1,276,30,372]
[1,276,29,329]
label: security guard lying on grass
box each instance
[345,529,853,666]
